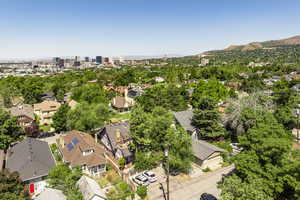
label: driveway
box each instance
[148,165,234,200]
[37,133,61,145]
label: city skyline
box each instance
[1,0,300,59]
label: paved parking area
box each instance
[148,165,235,200]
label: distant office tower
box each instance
[85,57,90,62]
[53,57,64,67]
[75,56,80,62]
[73,61,81,67]
[104,57,110,64]
[53,57,60,64]
[96,56,102,64]
[59,59,65,68]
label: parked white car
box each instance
[230,143,244,155]
[133,174,150,186]
[143,170,157,183]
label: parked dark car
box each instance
[170,170,180,176]
[200,193,217,200]
[38,132,55,138]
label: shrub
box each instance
[202,167,211,172]
[118,157,126,170]
[136,186,147,199]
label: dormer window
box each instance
[83,149,94,156]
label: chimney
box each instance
[116,129,122,143]
[59,136,65,148]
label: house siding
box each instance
[100,132,113,151]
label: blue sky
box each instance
[1,0,300,59]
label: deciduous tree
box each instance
[52,104,70,132]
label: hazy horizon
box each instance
[1,0,300,59]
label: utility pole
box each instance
[297,107,300,143]
[164,146,170,200]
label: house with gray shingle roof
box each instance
[173,109,197,136]
[6,138,56,194]
[99,121,134,163]
[173,109,226,170]
[192,139,225,170]
[8,104,39,137]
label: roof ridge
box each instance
[197,140,225,152]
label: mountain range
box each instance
[209,35,300,53]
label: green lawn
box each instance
[40,125,51,132]
[110,112,131,121]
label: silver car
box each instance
[133,174,150,186]
[143,170,157,183]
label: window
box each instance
[83,149,94,156]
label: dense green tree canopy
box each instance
[0,169,29,200]
[130,106,193,172]
[137,84,189,112]
[71,84,108,104]
[21,77,44,104]
[220,109,299,199]
[192,78,232,108]
[67,102,110,133]
[219,174,273,200]
[52,104,70,132]
[239,74,265,93]
[0,109,24,149]
[193,109,226,140]
[130,106,174,151]
[47,164,83,200]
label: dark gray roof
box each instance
[6,138,56,181]
[192,139,225,160]
[120,147,132,157]
[173,109,196,133]
[293,84,300,91]
[128,89,142,98]
[103,121,131,149]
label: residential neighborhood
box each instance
[1,2,300,200]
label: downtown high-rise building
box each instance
[75,56,80,62]
[53,57,64,68]
[95,56,102,64]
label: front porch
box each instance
[83,164,106,177]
